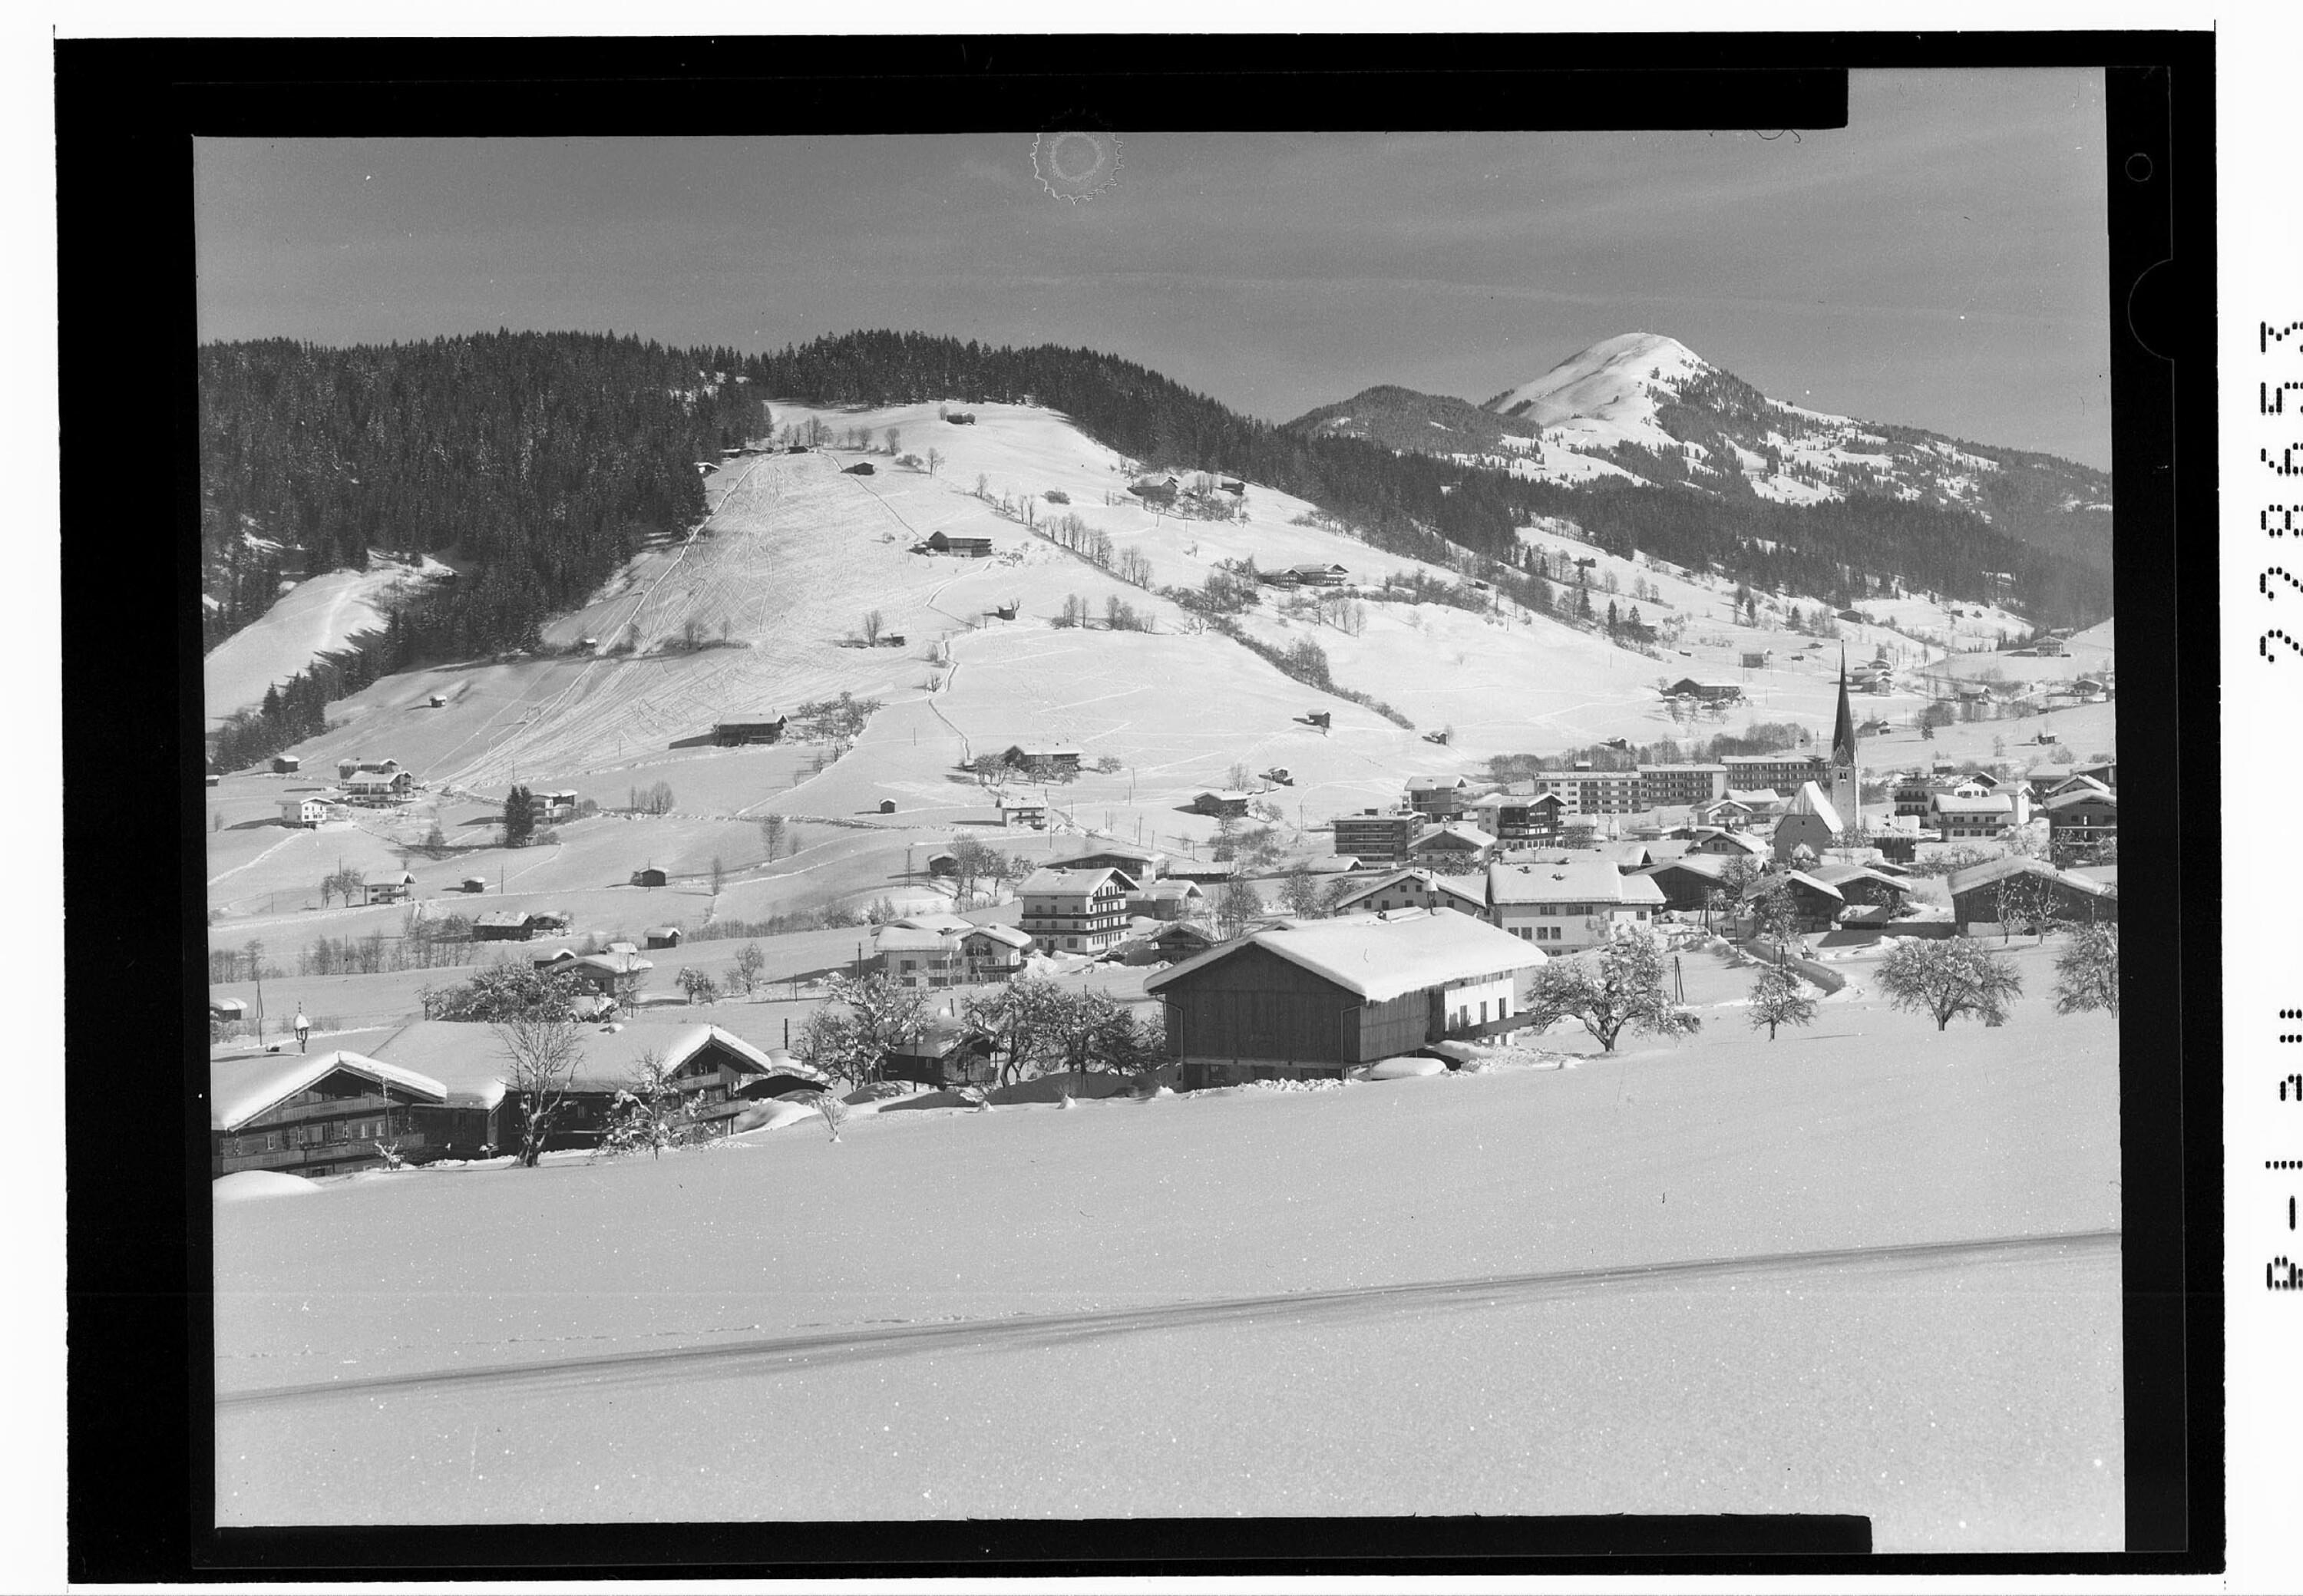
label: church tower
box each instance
[1828,648,1862,839]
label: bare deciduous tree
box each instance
[492,1013,586,1167]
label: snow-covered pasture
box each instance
[215,935,2118,1546]
[203,553,451,729]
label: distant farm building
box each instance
[1018,746,1083,772]
[279,797,329,828]
[362,869,415,905]
[271,755,300,774]
[1282,563,1351,587]
[644,927,683,949]
[341,768,415,806]
[629,867,668,889]
[878,799,897,814]
[1741,651,1773,669]
[1056,845,1163,884]
[1664,679,1744,704]
[844,461,876,475]
[714,715,787,746]
[428,693,448,708]
[528,790,578,821]
[925,850,957,877]
[998,795,1049,829]
[473,911,537,942]
[461,876,489,894]
[1189,791,1254,818]
[926,530,993,557]
[1945,857,2118,936]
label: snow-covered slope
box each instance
[203,554,450,729]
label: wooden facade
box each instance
[1156,943,1436,1083]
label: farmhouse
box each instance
[1145,909,1548,1086]
[528,790,578,821]
[210,1050,448,1178]
[2044,788,2118,862]
[1332,809,1422,864]
[362,869,415,905]
[363,1019,808,1155]
[279,797,330,828]
[335,756,401,780]
[1405,823,1497,867]
[472,911,537,942]
[1329,867,1487,918]
[1945,856,2119,935]
[960,923,1036,981]
[1686,829,1771,861]
[1019,866,1132,955]
[876,925,964,989]
[997,795,1049,829]
[1019,746,1085,772]
[1143,922,1218,963]
[1130,879,1205,921]
[1189,790,1254,818]
[880,1016,994,1090]
[1664,679,1743,703]
[1464,791,1568,844]
[925,530,994,557]
[1283,562,1350,587]
[1806,862,1912,910]
[1746,870,1846,934]
[1054,844,1163,884]
[1486,858,1665,949]
[713,715,787,746]
[1633,852,1739,912]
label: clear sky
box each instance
[195,68,2111,468]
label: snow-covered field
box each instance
[214,937,2119,1547]
[204,554,451,728]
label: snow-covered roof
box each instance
[1408,823,1497,851]
[996,794,1047,810]
[576,951,653,975]
[1144,908,1545,1003]
[1488,859,1667,906]
[2043,785,2116,811]
[1944,856,2117,900]
[1761,870,1845,902]
[210,1050,448,1132]
[1723,788,1781,807]
[1638,853,1733,881]
[892,911,973,933]
[1783,781,1845,834]
[1019,866,1122,896]
[369,1019,791,1107]
[963,923,1036,950]
[1930,794,2014,815]
[875,927,954,953]
[1331,867,1488,912]
[362,869,414,887]
[474,911,532,928]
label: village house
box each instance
[1929,791,2016,840]
[342,768,416,806]
[210,1050,448,1179]
[279,796,330,828]
[1664,679,1745,705]
[1486,858,1667,950]
[1633,852,1740,914]
[527,790,579,821]
[1463,790,1568,844]
[713,715,788,746]
[1019,746,1085,773]
[1130,878,1205,921]
[1406,822,1497,868]
[1686,829,1772,861]
[1690,796,1758,831]
[1282,562,1351,587]
[876,925,965,989]
[1331,809,1422,864]
[1189,790,1255,818]
[1144,909,1548,1087]
[362,868,415,905]
[1806,862,1913,914]
[1330,867,1488,918]
[960,923,1036,981]
[880,1015,996,1089]
[1018,866,1132,955]
[1141,921,1218,964]
[1945,856,2120,936]
[1746,869,1847,934]
[1637,764,1730,809]
[337,756,401,781]
[997,794,1049,829]
[2044,788,2118,863]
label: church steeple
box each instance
[1828,646,1861,839]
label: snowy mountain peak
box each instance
[1482,332,1716,431]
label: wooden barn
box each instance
[926,530,994,557]
[471,911,536,942]
[844,461,876,474]
[271,755,300,774]
[713,715,787,746]
[210,1050,448,1178]
[1144,910,1547,1087]
[1946,857,2119,935]
[644,926,683,949]
[629,867,668,888]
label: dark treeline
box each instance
[745,331,2110,628]
[200,331,762,652]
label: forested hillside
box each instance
[199,332,762,654]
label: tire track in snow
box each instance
[220,1227,2118,1408]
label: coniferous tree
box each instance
[503,785,536,847]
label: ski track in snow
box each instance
[220,1227,2116,1409]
